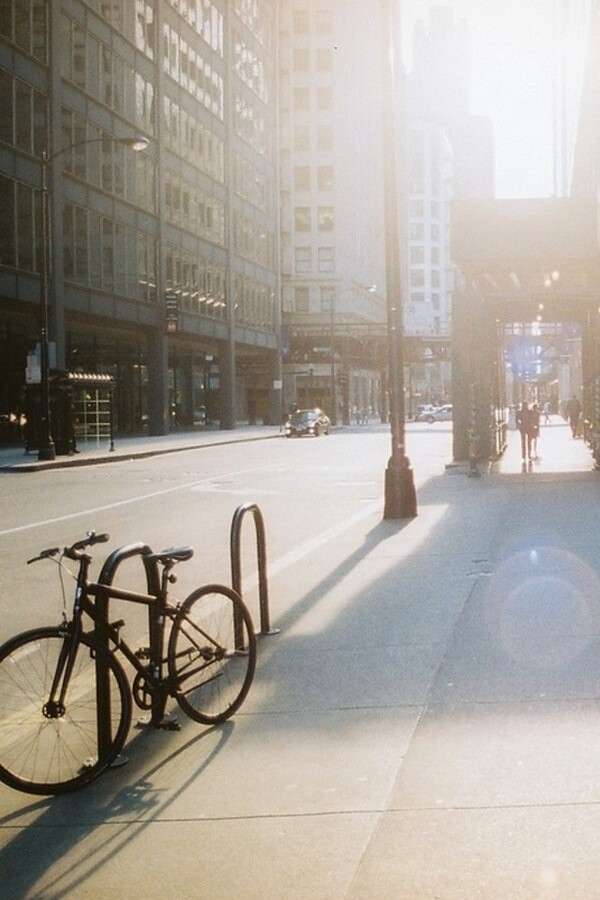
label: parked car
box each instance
[285,408,331,437]
[414,404,438,421]
[425,404,453,423]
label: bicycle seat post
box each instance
[145,558,173,728]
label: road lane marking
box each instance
[0,464,280,537]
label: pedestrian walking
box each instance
[543,400,551,425]
[516,401,534,462]
[565,395,582,438]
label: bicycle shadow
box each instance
[0,717,233,898]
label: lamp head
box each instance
[119,136,149,152]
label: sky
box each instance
[401,0,559,198]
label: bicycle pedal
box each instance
[158,714,180,731]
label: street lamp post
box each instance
[380,0,417,518]
[329,296,336,425]
[37,134,149,460]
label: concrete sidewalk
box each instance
[2,425,600,898]
[0,424,284,472]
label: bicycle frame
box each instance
[55,542,181,759]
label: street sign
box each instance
[26,350,41,384]
[165,293,179,332]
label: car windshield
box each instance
[291,411,311,425]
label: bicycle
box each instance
[0,531,257,795]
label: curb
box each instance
[0,431,283,473]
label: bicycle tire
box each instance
[0,627,131,795]
[168,584,257,725]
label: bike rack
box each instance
[230,503,279,636]
[94,542,163,749]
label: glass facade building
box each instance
[0,0,281,440]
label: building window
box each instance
[135,0,156,59]
[318,246,334,273]
[295,246,311,273]
[410,245,424,264]
[315,10,333,33]
[294,286,309,312]
[293,48,309,71]
[317,125,333,150]
[293,10,309,33]
[316,48,333,71]
[317,207,334,231]
[320,286,334,312]
[295,125,310,151]
[293,87,310,110]
[2,1,47,61]
[294,166,310,191]
[316,86,333,109]
[317,166,333,191]
[0,174,16,268]
[294,206,311,231]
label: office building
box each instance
[278,1,388,424]
[0,0,280,442]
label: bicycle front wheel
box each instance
[168,584,257,724]
[0,627,131,795]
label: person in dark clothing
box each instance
[516,402,533,462]
[565,395,582,438]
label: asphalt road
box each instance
[0,423,453,644]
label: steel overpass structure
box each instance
[451,197,600,467]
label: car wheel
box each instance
[313,425,320,437]
[426,415,435,424]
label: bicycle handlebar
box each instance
[70,532,110,552]
[27,531,110,565]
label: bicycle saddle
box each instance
[147,546,194,564]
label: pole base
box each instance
[384,458,417,519]
[38,440,56,462]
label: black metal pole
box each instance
[36,136,147,460]
[38,150,56,461]
[330,296,336,424]
[381,0,416,518]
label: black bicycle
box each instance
[0,532,257,795]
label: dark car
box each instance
[285,408,331,437]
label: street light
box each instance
[380,0,417,518]
[37,134,149,460]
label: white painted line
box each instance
[263,498,382,579]
[0,465,280,537]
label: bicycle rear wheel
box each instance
[168,584,256,724]
[0,627,131,794]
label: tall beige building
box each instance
[278,2,389,424]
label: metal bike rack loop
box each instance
[94,542,161,751]
[230,503,279,636]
